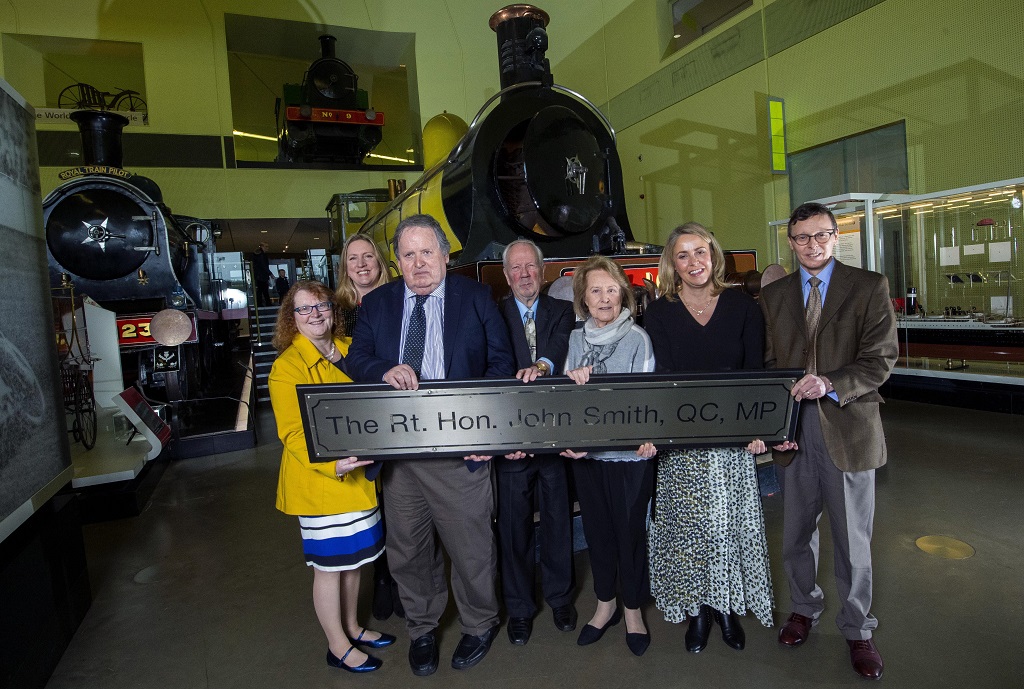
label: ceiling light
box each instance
[367,152,417,164]
[260,230,268,233]
[232,129,277,142]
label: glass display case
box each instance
[770,178,1024,407]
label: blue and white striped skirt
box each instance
[298,507,384,572]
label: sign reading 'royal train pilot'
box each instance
[297,370,802,461]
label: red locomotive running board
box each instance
[285,106,385,126]
[116,313,198,348]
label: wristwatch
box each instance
[533,360,550,375]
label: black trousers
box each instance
[496,455,574,618]
[255,281,272,307]
[574,458,654,609]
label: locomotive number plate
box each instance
[117,313,197,348]
[285,106,385,126]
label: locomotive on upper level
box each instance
[276,34,385,165]
[43,110,231,402]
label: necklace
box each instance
[317,340,336,361]
[682,295,714,317]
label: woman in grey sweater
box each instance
[561,255,657,657]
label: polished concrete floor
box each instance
[46,400,1023,689]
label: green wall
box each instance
[555,0,1024,261]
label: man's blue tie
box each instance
[403,294,428,377]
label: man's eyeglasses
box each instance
[294,301,333,315]
[789,230,836,246]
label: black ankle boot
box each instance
[685,605,713,653]
[713,608,745,650]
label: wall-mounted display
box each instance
[225,14,418,169]
[0,78,71,540]
[0,34,147,127]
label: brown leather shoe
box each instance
[778,613,813,647]
[848,638,883,680]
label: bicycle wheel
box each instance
[58,84,87,110]
[74,369,98,450]
[114,92,147,113]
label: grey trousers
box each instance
[779,404,878,640]
[382,458,500,639]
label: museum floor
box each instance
[44,399,1022,689]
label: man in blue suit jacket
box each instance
[347,214,515,677]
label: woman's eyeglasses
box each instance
[294,301,333,315]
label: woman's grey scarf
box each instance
[580,308,634,373]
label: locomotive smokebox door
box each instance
[46,186,155,280]
[496,105,605,238]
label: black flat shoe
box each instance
[327,647,382,673]
[552,603,578,632]
[685,605,712,653]
[409,631,438,676]
[351,627,396,649]
[577,608,622,646]
[626,631,651,656]
[713,609,745,650]
[451,624,499,670]
[507,616,533,645]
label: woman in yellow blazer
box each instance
[270,280,393,674]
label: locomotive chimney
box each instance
[319,34,337,59]
[489,4,552,91]
[70,110,130,168]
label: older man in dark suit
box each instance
[347,214,515,677]
[497,239,578,646]
[759,202,897,681]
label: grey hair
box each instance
[501,238,544,269]
[392,214,450,257]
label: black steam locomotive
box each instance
[360,5,637,269]
[43,110,232,402]
[276,34,385,164]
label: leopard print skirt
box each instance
[649,447,774,626]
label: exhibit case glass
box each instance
[769,178,1024,389]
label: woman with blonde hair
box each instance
[335,233,389,336]
[332,234,401,620]
[270,280,394,672]
[560,255,658,657]
[645,222,773,653]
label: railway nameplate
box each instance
[298,370,802,462]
